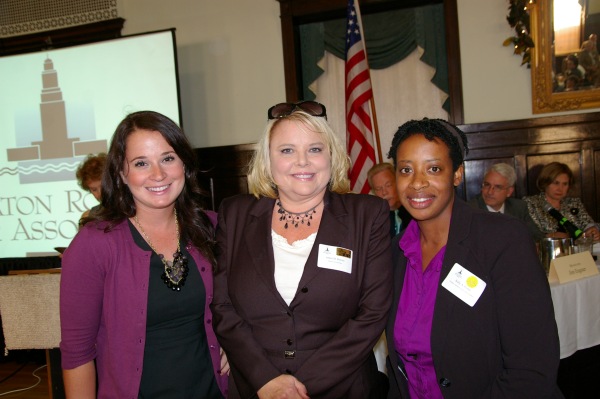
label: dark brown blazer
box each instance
[386,199,564,399]
[212,191,393,399]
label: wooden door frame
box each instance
[275,0,463,124]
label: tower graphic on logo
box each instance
[5,57,107,183]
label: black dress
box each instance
[129,222,222,399]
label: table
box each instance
[549,249,600,359]
[0,256,61,276]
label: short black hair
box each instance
[387,118,468,171]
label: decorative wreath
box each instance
[503,0,535,67]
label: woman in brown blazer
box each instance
[211,101,392,399]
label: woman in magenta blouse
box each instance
[385,118,563,399]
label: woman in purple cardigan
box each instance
[60,111,228,398]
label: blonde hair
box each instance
[367,162,395,189]
[248,110,351,198]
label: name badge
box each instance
[317,244,352,274]
[441,263,486,307]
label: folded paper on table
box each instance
[548,251,599,284]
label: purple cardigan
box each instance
[60,213,227,398]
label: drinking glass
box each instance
[575,233,593,254]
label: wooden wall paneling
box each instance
[195,143,257,211]
[581,148,595,213]
[193,113,600,220]
[461,160,481,200]
[205,175,250,210]
[513,154,528,198]
[461,111,600,221]
[455,177,466,201]
[442,0,463,124]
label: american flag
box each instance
[345,0,376,194]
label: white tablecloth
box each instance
[550,250,600,359]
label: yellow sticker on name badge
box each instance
[441,263,486,307]
[466,276,478,288]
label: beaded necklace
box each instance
[276,199,322,229]
[133,209,189,291]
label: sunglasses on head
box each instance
[267,101,327,120]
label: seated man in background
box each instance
[367,162,412,237]
[469,163,544,241]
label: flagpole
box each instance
[369,99,383,163]
[354,0,382,163]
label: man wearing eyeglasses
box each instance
[367,162,412,238]
[468,163,544,240]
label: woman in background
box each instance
[523,162,599,240]
[60,111,228,398]
[75,152,106,223]
[212,101,392,398]
[386,118,563,398]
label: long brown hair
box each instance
[88,111,216,265]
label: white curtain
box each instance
[310,47,449,373]
[310,47,449,162]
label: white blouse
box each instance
[272,229,316,305]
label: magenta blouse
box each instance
[394,221,446,399]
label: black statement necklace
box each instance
[133,209,189,291]
[276,200,321,229]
